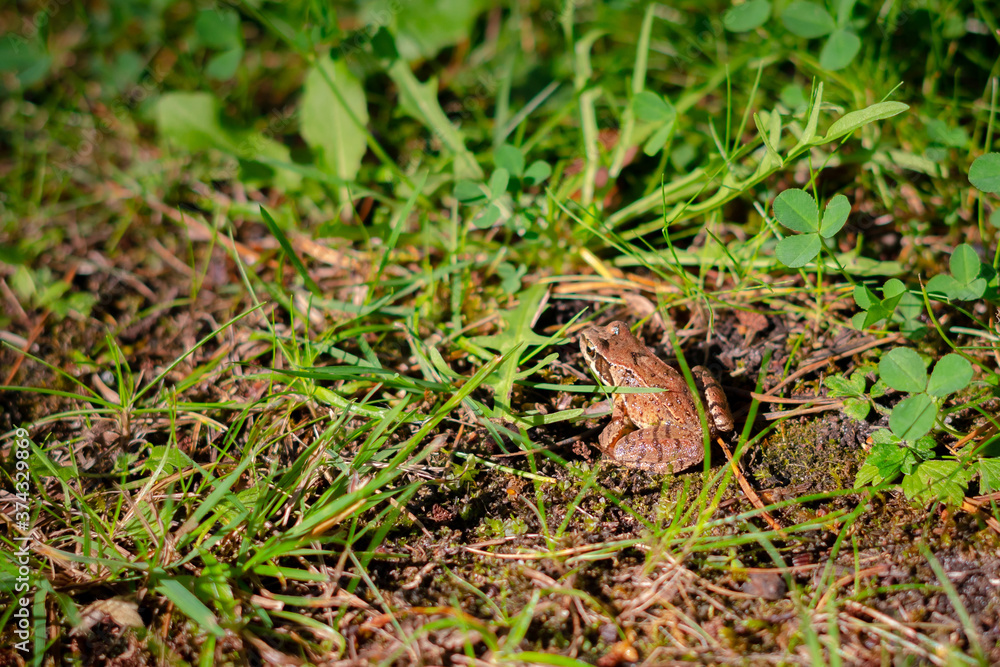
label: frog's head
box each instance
[578,321,632,385]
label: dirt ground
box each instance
[5,220,999,665]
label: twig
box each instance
[814,565,890,611]
[717,437,786,536]
[764,400,844,420]
[763,334,901,397]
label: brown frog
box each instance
[579,321,734,473]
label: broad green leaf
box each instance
[871,428,900,445]
[454,180,488,204]
[824,101,909,142]
[843,397,870,421]
[782,1,836,38]
[36,281,70,309]
[156,92,296,188]
[195,8,242,50]
[9,264,38,301]
[835,0,858,25]
[753,111,783,169]
[792,82,824,151]
[489,168,510,198]
[773,188,819,232]
[206,47,243,80]
[239,134,303,190]
[969,153,1000,194]
[928,272,986,301]
[979,458,1000,494]
[300,57,368,184]
[768,106,783,149]
[0,34,52,86]
[494,145,525,177]
[901,460,972,506]
[867,441,907,479]
[882,278,906,299]
[889,393,937,441]
[911,435,937,461]
[853,284,878,309]
[894,292,924,329]
[380,0,486,61]
[523,161,552,186]
[468,283,551,405]
[473,203,502,229]
[724,0,771,32]
[633,91,673,122]
[926,354,973,397]
[144,446,194,475]
[926,119,968,148]
[952,278,986,300]
[859,301,890,329]
[879,347,927,393]
[0,243,28,266]
[850,366,875,390]
[926,274,960,299]
[819,194,850,237]
[950,244,981,284]
[643,121,675,156]
[854,283,903,328]
[879,295,903,321]
[854,462,882,487]
[824,374,859,396]
[819,29,860,71]
[370,27,400,60]
[389,61,483,179]
[780,84,808,111]
[776,234,821,267]
[496,262,526,293]
[155,92,233,152]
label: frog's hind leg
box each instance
[607,425,705,474]
[692,365,734,433]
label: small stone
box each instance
[742,571,788,600]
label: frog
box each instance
[578,321,734,473]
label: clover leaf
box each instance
[925,243,988,301]
[773,189,850,268]
[852,278,906,329]
[969,152,1000,194]
[878,348,973,441]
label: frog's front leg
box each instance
[604,424,705,474]
[597,393,636,455]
